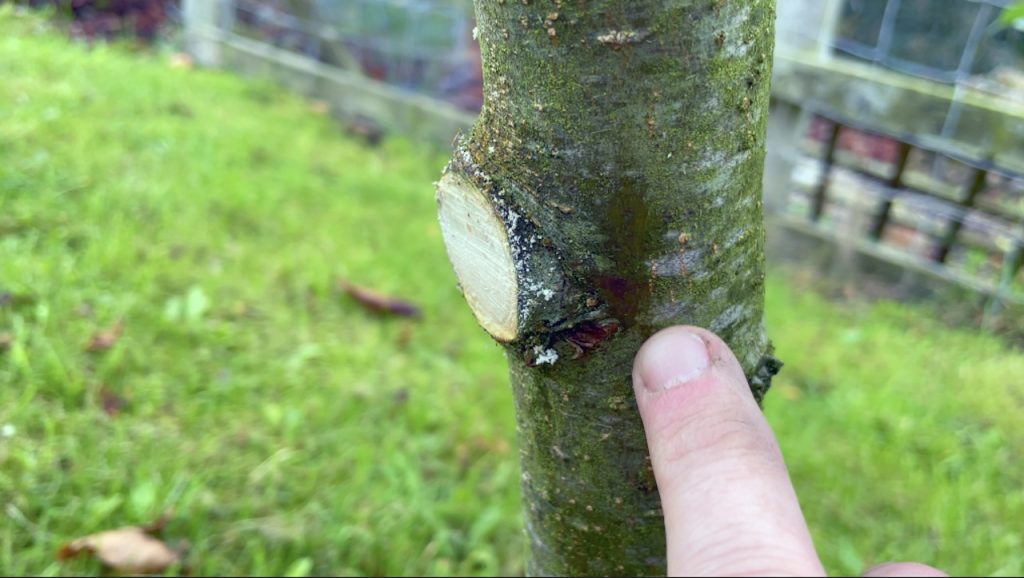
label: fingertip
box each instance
[632,327,711,394]
[632,326,748,396]
[631,326,766,445]
[630,326,823,577]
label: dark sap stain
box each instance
[592,175,661,329]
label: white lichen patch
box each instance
[597,29,650,47]
[437,172,519,342]
[532,345,560,366]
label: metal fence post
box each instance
[775,0,845,56]
[817,0,845,60]
[183,0,225,67]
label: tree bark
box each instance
[436,1,780,575]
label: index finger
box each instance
[632,327,824,577]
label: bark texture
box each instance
[436,1,779,575]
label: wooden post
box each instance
[182,0,225,67]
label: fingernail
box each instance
[634,329,711,392]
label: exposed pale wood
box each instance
[436,172,519,342]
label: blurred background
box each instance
[1,0,1022,575]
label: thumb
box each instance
[632,326,824,577]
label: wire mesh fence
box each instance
[221,0,481,112]
[184,0,1024,300]
[835,0,1018,85]
[784,113,1024,292]
[774,0,1024,302]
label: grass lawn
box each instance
[1,7,1022,576]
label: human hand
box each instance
[631,327,948,577]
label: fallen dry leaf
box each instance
[58,518,181,575]
[337,278,422,319]
[99,386,128,417]
[0,332,12,352]
[86,320,125,352]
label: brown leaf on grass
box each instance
[99,386,128,417]
[337,278,422,319]
[86,320,124,352]
[58,519,182,575]
[0,332,12,352]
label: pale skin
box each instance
[631,326,950,577]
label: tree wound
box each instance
[437,173,519,342]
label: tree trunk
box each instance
[436,1,780,575]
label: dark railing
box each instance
[791,111,1024,302]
